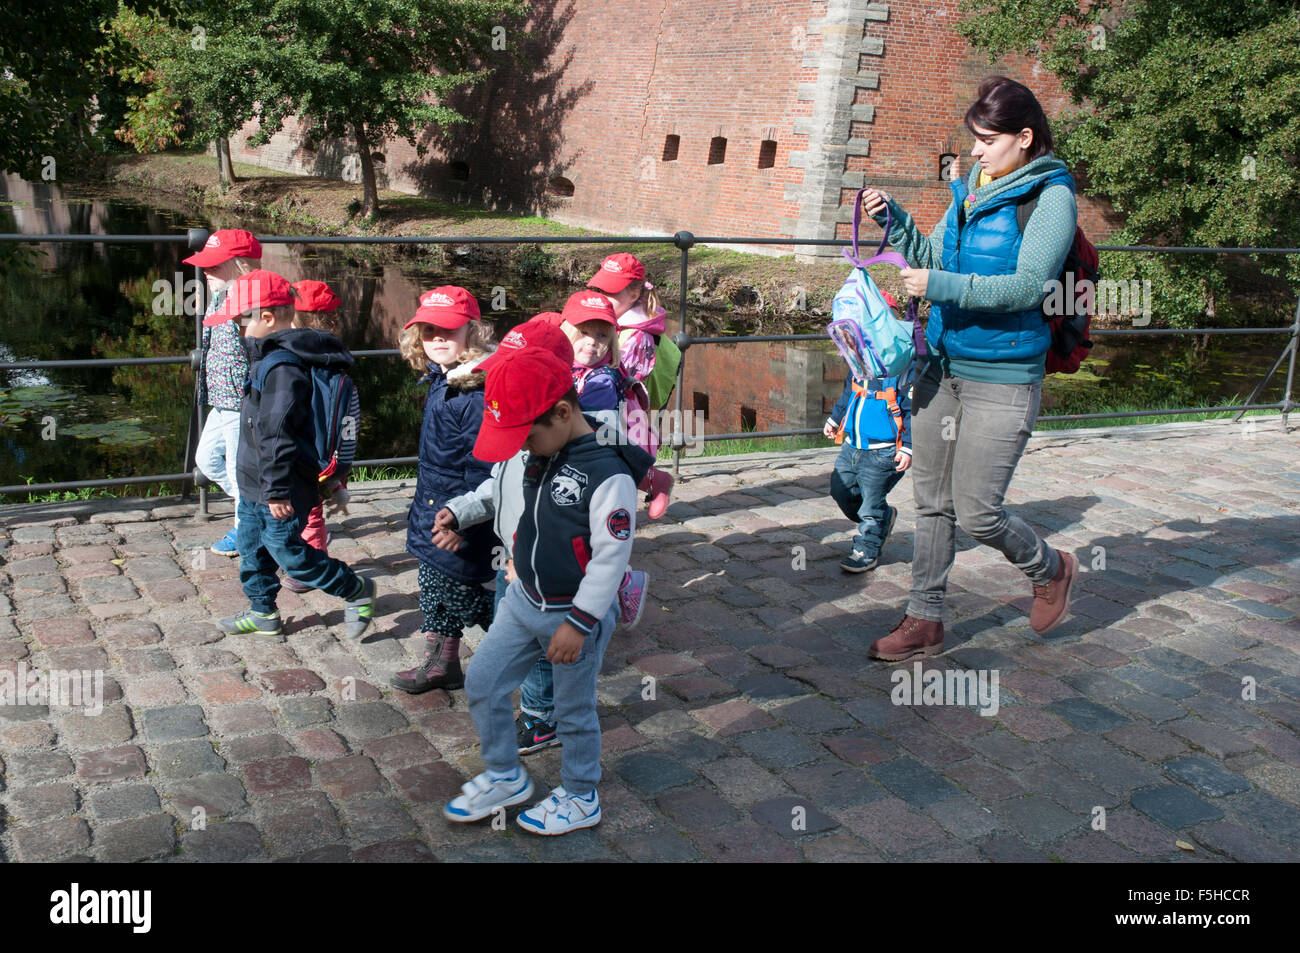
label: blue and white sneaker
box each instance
[443,768,534,823]
[211,531,239,557]
[516,786,601,836]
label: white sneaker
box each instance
[443,768,534,823]
[516,786,601,836]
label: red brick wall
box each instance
[231,0,1121,241]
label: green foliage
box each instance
[957,0,1300,328]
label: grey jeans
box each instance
[465,579,615,796]
[907,360,1060,621]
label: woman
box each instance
[863,75,1080,661]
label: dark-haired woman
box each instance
[863,75,1080,661]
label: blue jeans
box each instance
[466,579,614,796]
[196,408,241,526]
[832,443,904,558]
[236,493,360,614]
[495,567,555,722]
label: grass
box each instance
[1036,397,1280,430]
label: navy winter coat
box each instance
[406,356,496,585]
[237,328,353,507]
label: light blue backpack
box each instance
[827,191,924,383]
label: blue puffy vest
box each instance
[928,169,1074,362]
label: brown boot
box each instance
[1030,550,1078,635]
[391,634,464,693]
[869,615,944,661]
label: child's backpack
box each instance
[252,350,360,483]
[828,192,923,385]
[644,333,682,409]
[1016,191,1099,375]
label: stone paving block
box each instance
[165,620,224,646]
[168,773,249,818]
[76,744,147,784]
[1220,790,1300,842]
[1190,821,1300,863]
[90,783,161,821]
[116,647,176,675]
[139,705,208,742]
[1163,756,1252,797]
[974,833,1050,863]
[96,813,177,862]
[1168,719,1254,758]
[1105,724,1190,762]
[945,760,1026,801]
[688,821,803,863]
[751,795,839,838]
[691,698,777,736]
[278,695,334,729]
[259,791,343,857]
[294,728,349,761]
[31,617,94,647]
[178,821,266,862]
[341,796,421,845]
[193,669,262,706]
[317,756,385,800]
[5,749,74,784]
[1132,785,1224,828]
[657,787,741,831]
[10,816,91,861]
[617,752,698,796]
[206,704,276,735]
[993,795,1084,844]
[154,739,226,779]
[835,797,949,858]
[390,761,463,804]
[733,728,822,768]
[221,733,295,765]
[660,731,731,764]
[611,828,706,863]
[259,668,326,695]
[772,695,857,733]
[1046,697,1131,732]
[927,796,1002,839]
[870,758,961,807]
[334,701,410,742]
[123,673,188,708]
[58,705,135,750]
[244,756,312,795]
[363,731,439,768]
[6,781,79,821]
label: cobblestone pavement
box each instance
[0,418,1297,863]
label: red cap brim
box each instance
[587,271,639,293]
[404,312,473,331]
[183,248,238,268]
[473,417,532,463]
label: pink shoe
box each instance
[645,468,673,520]
[617,570,649,628]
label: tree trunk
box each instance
[216,138,238,188]
[353,119,379,219]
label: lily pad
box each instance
[60,418,155,446]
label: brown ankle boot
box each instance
[869,615,944,661]
[1030,550,1078,635]
[391,634,464,693]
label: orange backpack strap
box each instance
[872,384,905,454]
[835,380,870,445]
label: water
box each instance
[0,173,1293,496]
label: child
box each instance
[558,291,673,519]
[282,279,354,592]
[824,358,913,572]
[186,228,262,556]
[444,344,638,835]
[210,270,376,638]
[586,254,675,518]
[390,286,498,694]
[433,316,651,754]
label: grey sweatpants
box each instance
[465,580,615,796]
[907,359,1060,621]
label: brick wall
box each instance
[229,0,1121,248]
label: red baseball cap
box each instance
[587,253,646,294]
[183,229,263,269]
[205,270,296,326]
[480,316,574,372]
[533,311,565,327]
[561,291,617,327]
[292,280,341,312]
[404,286,482,330]
[474,348,575,462]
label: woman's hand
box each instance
[860,188,892,217]
[899,268,930,298]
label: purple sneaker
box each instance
[617,570,649,628]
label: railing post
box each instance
[671,231,694,478]
[1282,293,1299,431]
[188,227,210,517]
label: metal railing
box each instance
[0,228,1295,503]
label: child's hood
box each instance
[248,327,354,371]
[618,303,666,335]
[442,349,493,392]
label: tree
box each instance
[957,0,1300,328]
[167,0,526,216]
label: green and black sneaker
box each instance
[217,608,283,638]
[343,577,375,638]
